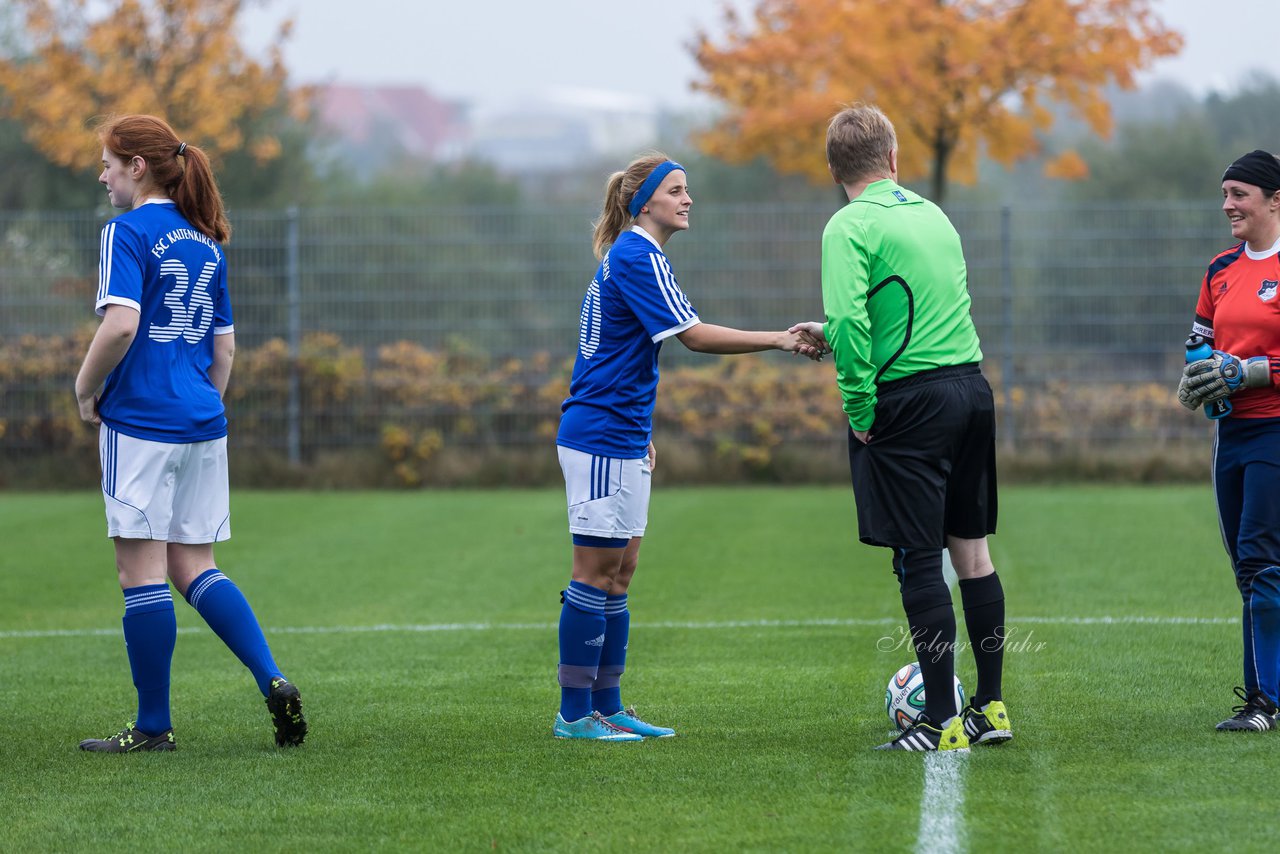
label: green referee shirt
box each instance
[821,179,983,432]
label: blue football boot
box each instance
[554,711,644,741]
[601,706,675,738]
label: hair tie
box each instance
[628,160,685,218]
[176,142,187,157]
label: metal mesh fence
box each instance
[1,201,1225,472]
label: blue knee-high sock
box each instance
[184,569,282,696]
[558,580,607,722]
[1246,567,1280,704]
[593,594,629,716]
[122,584,176,736]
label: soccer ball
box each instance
[884,662,965,731]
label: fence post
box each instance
[1000,205,1016,449]
[286,206,301,466]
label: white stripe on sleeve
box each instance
[649,253,694,325]
[97,223,114,306]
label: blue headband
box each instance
[628,160,685,218]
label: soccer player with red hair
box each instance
[75,115,306,752]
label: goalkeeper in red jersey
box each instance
[1179,149,1280,732]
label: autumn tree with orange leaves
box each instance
[0,0,301,172]
[693,0,1183,203]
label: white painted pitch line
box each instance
[1016,616,1237,625]
[914,549,967,854]
[0,614,1239,640]
[918,752,968,854]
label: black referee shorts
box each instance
[848,363,998,549]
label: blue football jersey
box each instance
[94,200,233,442]
[557,227,700,458]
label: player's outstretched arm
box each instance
[677,323,825,360]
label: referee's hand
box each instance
[788,321,829,358]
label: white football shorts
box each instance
[99,425,231,543]
[557,446,651,540]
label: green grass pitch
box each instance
[0,485,1266,851]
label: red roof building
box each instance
[313,83,469,164]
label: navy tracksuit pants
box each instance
[1214,417,1280,704]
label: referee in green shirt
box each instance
[793,105,1012,752]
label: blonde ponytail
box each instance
[590,152,671,260]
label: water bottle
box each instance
[1185,334,1230,419]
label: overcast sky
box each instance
[245,0,1279,108]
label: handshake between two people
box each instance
[1178,350,1272,411]
[787,321,830,362]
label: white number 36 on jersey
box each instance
[148,259,217,343]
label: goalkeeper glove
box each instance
[1179,351,1271,409]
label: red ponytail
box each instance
[97,115,231,243]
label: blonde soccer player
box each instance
[552,153,823,740]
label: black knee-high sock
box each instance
[894,548,959,725]
[908,602,959,725]
[959,572,1005,706]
